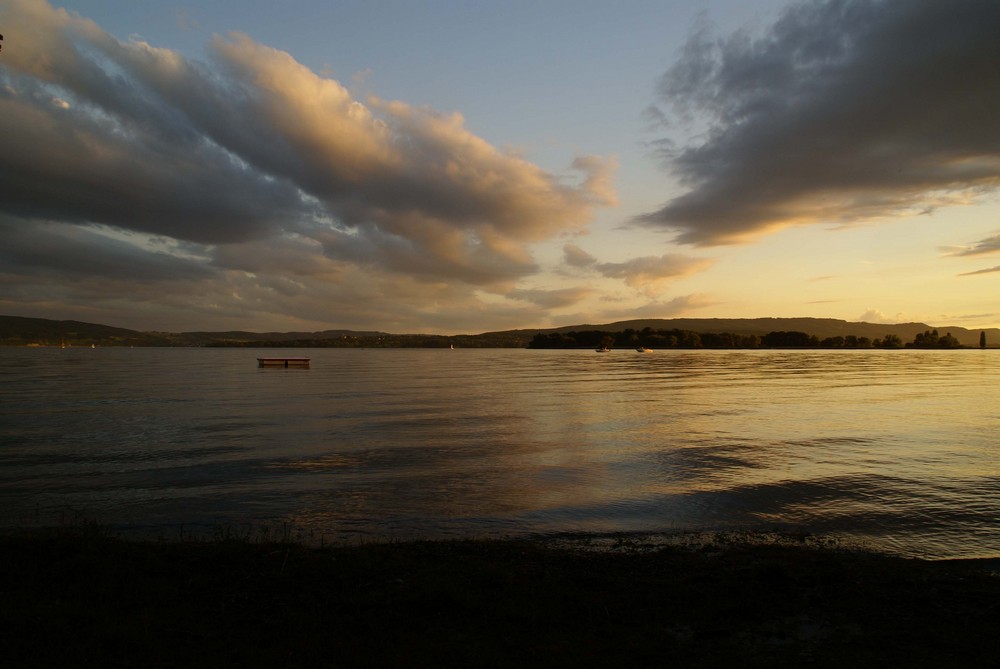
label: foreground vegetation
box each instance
[2,529,997,667]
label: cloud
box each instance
[640,0,1000,245]
[933,312,998,324]
[174,9,200,32]
[571,155,618,207]
[562,244,597,268]
[604,294,718,320]
[507,287,594,310]
[958,266,1000,277]
[563,243,713,293]
[857,309,904,324]
[0,215,216,283]
[945,232,1000,257]
[0,0,615,331]
[946,230,1000,275]
[595,254,714,291]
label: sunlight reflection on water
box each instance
[1,347,998,558]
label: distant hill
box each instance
[0,315,175,346]
[178,329,389,345]
[2,314,997,348]
[0,315,387,347]
[0,315,525,347]
[526,317,997,348]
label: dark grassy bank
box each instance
[2,530,998,667]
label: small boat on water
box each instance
[257,357,311,368]
[636,346,651,353]
[595,347,610,352]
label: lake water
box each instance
[1,347,997,558]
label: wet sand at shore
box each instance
[2,530,998,667]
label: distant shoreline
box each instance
[2,314,997,348]
[4,341,996,349]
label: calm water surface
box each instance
[1,347,997,558]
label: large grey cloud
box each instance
[0,0,615,331]
[640,0,1000,245]
[0,216,216,282]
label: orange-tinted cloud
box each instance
[0,0,615,290]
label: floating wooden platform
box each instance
[257,357,311,368]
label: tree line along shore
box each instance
[528,327,980,350]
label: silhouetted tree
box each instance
[910,329,962,349]
[762,331,816,347]
[878,334,903,349]
[912,329,937,348]
[981,331,987,349]
[938,332,961,349]
[679,331,702,348]
[647,334,668,347]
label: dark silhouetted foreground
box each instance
[2,530,997,667]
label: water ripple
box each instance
[1,347,997,557]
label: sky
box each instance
[1,0,999,334]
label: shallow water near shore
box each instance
[2,347,997,558]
